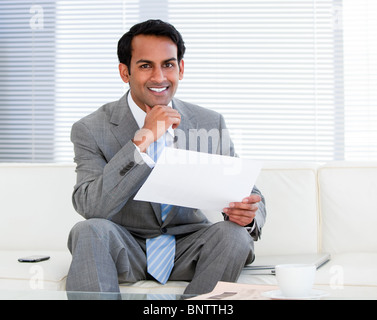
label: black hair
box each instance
[117,19,186,74]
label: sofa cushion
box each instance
[318,162,377,254]
[252,162,320,255]
[315,252,377,287]
[0,250,71,291]
[0,164,83,251]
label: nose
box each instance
[151,66,165,83]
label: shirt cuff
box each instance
[223,213,256,235]
[245,220,256,234]
[133,143,156,168]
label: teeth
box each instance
[149,87,167,92]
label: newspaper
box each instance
[188,281,278,300]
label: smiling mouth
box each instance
[148,87,169,93]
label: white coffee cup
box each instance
[275,264,316,297]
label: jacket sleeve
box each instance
[249,185,266,241]
[70,121,152,220]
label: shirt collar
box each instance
[127,91,174,137]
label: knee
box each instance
[213,221,251,242]
[68,218,115,251]
[212,221,253,258]
[70,218,110,236]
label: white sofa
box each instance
[1,162,377,297]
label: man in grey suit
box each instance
[67,19,266,295]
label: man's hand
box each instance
[144,104,181,135]
[133,104,181,153]
[223,194,261,227]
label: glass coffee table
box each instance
[0,290,195,300]
[1,284,377,300]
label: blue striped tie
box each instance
[146,136,175,284]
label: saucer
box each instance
[262,289,329,300]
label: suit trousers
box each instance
[66,218,254,294]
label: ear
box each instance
[179,59,184,80]
[119,63,130,83]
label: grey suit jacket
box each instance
[71,91,266,240]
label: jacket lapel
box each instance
[109,91,139,149]
[172,98,195,151]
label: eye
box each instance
[164,63,174,68]
[140,64,151,69]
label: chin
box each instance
[148,98,172,107]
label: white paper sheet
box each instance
[188,281,277,300]
[134,148,262,212]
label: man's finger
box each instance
[145,104,152,113]
[242,194,261,204]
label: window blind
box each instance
[0,1,57,162]
[0,0,376,163]
[342,0,377,160]
[171,0,343,161]
[54,1,134,161]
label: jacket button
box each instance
[125,161,135,169]
[119,161,135,176]
[161,227,167,234]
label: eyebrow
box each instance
[136,57,177,65]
